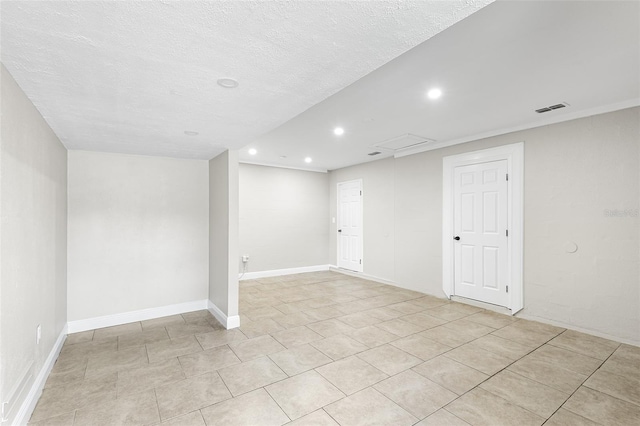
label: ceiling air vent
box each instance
[535,102,569,114]
[368,151,382,156]
[373,133,436,152]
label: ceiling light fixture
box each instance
[184,130,199,136]
[427,88,442,100]
[217,78,239,88]
[248,148,257,155]
[304,157,312,163]
[334,127,345,136]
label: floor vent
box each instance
[535,102,569,113]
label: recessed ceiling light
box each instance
[334,127,345,136]
[427,88,442,100]
[248,148,257,155]
[184,130,199,136]
[217,78,239,88]
[304,157,312,163]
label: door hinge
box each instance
[506,229,509,237]
[360,190,362,196]
[359,259,362,264]
[506,173,509,181]
[506,285,509,293]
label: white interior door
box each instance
[453,160,509,307]
[337,180,363,272]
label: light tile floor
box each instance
[29,271,640,425]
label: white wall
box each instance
[0,65,68,424]
[209,151,239,326]
[330,107,640,344]
[239,163,330,273]
[67,151,209,322]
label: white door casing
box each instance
[454,160,509,307]
[337,179,363,272]
[443,143,524,313]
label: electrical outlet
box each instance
[242,255,249,263]
[36,324,41,345]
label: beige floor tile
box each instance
[418,326,477,348]
[181,310,214,323]
[93,322,143,341]
[286,409,339,426]
[85,345,148,378]
[365,307,405,321]
[324,387,418,426]
[374,370,457,419]
[141,314,185,330]
[391,335,451,361]
[195,328,246,349]
[310,334,369,360]
[442,319,495,338]
[117,327,170,350]
[160,410,206,426]
[387,301,426,315]
[58,339,117,359]
[50,353,88,376]
[463,334,534,361]
[73,390,159,426]
[548,329,620,360]
[375,318,426,337]
[446,388,545,426]
[228,334,286,361]
[409,296,450,310]
[304,306,344,321]
[424,305,474,322]
[491,324,554,347]
[166,323,217,339]
[307,319,356,337]
[272,326,323,348]
[65,330,94,346]
[507,356,587,394]
[44,361,87,389]
[479,370,569,418]
[337,312,380,328]
[146,335,203,363]
[526,344,603,376]
[218,356,287,396]
[584,369,640,406]
[564,386,640,425]
[27,410,76,426]
[245,306,284,321]
[544,408,599,426]
[268,344,332,376]
[272,312,313,329]
[178,345,241,377]
[30,377,117,422]
[416,409,471,426]
[316,356,388,395]
[444,344,512,375]
[240,318,285,338]
[348,325,398,348]
[155,372,232,420]
[200,388,290,426]
[117,357,185,396]
[601,345,640,381]
[412,355,488,396]
[266,370,344,420]
[401,312,448,329]
[464,311,518,329]
[356,344,421,376]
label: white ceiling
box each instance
[0,0,492,160]
[246,0,640,172]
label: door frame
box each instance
[442,142,524,313]
[337,179,364,273]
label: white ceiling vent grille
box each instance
[535,102,570,113]
[373,133,436,151]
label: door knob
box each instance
[453,236,460,241]
[338,229,342,233]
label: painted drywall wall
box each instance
[0,65,68,424]
[239,163,330,273]
[67,151,209,322]
[329,107,640,344]
[209,151,239,324]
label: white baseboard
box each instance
[328,265,397,286]
[240,264,330,280]
[67,300,209,333]
[207,300,240,329]
[12,325,67,426]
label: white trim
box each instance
[396,98,640,159]
[207,300,240,330]
[239,160,328,174]
[67,300,208,333]
[328,265,396,286]
[12,325,67,426]
[240,264,330,280]
[336,179,364,273]
[442,142,524,313]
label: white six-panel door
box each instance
[337,180,363,272]
[453,160,509,307]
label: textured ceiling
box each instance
[0,0,492,160]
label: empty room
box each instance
[1,1,639,425]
